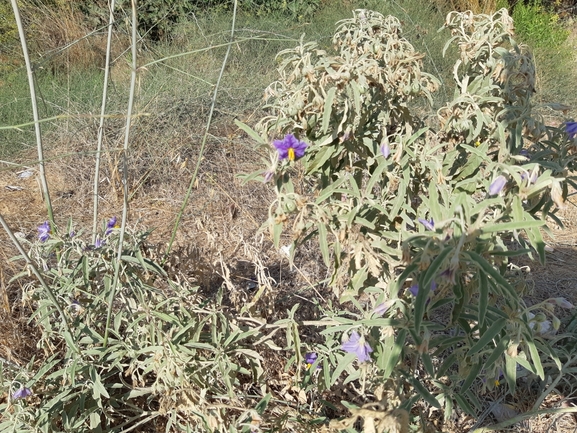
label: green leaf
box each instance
[235,120,267,145]
[525,337,545,380]
[322,87,336,134]
[406,374,441,408]
[478,272,488,328]
[484,336,509,370]
[391,263,418,295]
[255,393,272,414]
[317,222,330,267]
[423,247,452,292]
[504,353,517,394]
[460,360,483,393]
[436,352,458,379]
[526,225,546,265]
[465,251,517,301]
[330,352,357,386]
[306,145,335,174]
[454,393,476,417]
[481,219,544,233]
[422,353,435,377]
[273,220,282,248]
[378,329,406,379]
[467,318,507,356]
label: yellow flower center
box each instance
[288,147,296,161]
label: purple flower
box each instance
[408,281,437,297]
[273,134,308,161]
[94,237,104,248]
[305,352,320,369]
[418,218,434,231]
[489,175,507,196]
[38,221,50,242]
[105,216,119,236]
[341,331,373,363]
[565,121,577,139]
[380,142,390,158]
[12,387,32,400]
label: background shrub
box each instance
[512,0,569,49]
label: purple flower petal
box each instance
[408,281,437,297]
[341,330,373,363]
[374,300,394,316]
[565,121,577,139]
[105,216,119,236]
[305,352,320,369]
[418,218,434,231]
[489,175,507,196]
[38,221,50,242]
[12,387,32,400]
[273,134,308,161]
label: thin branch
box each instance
[92,0,117,242]
[104,0,138,348]
[10,0,53,224]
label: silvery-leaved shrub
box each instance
[239,8,574,418]
[3,219,266,432]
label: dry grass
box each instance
[21,2,129,73]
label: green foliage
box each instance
[0,1,18,48]
[1,221,267,432]
[512,0,569,49]
[76,0,321,41]
[240,7,576,419]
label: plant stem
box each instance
[104,0,138,348]
[10,0,54,225]
[92,0,117,242]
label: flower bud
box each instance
[489,175,507,195]
[548,297,574,309]
[380,142,391,159]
